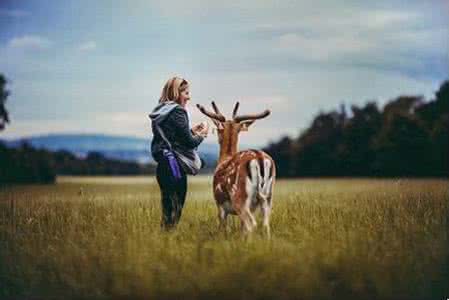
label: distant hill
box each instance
[3,133,221,164]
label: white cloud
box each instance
[78,41,97,51]
[0,9,31,17]
[8,35,51,49]
[277,32,373,61]
[237,6,448,77]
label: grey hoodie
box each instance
[149,101,204,175]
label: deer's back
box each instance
[212,149,276,209]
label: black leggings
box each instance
[156,157,187,228]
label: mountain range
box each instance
[3,133,224,164]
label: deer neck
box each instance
[218,132,238,164]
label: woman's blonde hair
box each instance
[159,76,189,104]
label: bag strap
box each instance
[155,123,173,150]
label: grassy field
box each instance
[1,176,448,300]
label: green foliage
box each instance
[0,143,156,184]
[51,150,155,176]
[0,177,448,299]
[264,80,449,177]
[0,142,55,184]
[0,73,10,130]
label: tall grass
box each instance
[1,177,448,299]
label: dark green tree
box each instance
[263,80,448,177]
[0,73,10,130]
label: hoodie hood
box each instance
[148,100,180,124]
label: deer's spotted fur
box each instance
[214,150,275,214]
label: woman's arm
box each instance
[169,107,204,149]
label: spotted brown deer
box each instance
[196,101,276,237]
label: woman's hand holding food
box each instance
[192,121,209,138]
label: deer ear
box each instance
[240,120,255,132]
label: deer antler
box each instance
[211,101,223,116]
[232,102,240,119]
[234,109,271,122]
[196,103,226,122]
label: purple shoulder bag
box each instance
[156,124,182,180]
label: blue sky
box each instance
[0,0,447,146]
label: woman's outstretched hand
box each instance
[192,122,209,138]
[191,123,203,133]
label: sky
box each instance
[0,0,448,147]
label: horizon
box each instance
[0,0,448,147]
[0,79,447,149]
[0,132,253,153]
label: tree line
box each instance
[0,142,156,184]
[263,80,449,177]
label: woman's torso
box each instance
[150,106,195,163]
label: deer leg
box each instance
[240,209,257,234]
[217,205,228,231]
[247,209,257,228]
[236,207,255,236]
[238,209,253,234]
[238,175,258,235]
[260,200,272,239]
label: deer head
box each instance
[196,101,271,163]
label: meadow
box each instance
[1,176,448,300]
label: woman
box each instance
[149,76,208,229]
